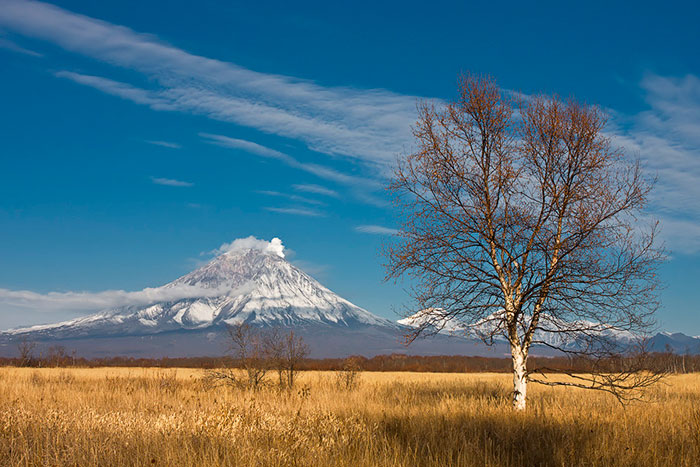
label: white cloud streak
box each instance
[0,36,42,56]
[256,190,325,206]
[150,176,193,187]
[355,225,399,235]
[200,132,381,188]
[0,0,418,166]
[55,71,166,106]
[265,207,324,217]
[0,236,284,316]
[0,284,233,313]
[1,1,699,254]
[292,184,339,198]
[145,140,181,149]
[609,72,700,254]
[199,132,291,161]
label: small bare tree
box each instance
[387,74,665,410]
[234,323,271,389]
[17,338,37,367]
[335,357,362,390]
[206,324,309,390]
[264,327,286,387]
[281,330,309,388]
[46,345,69,367]
[264,328,309,388]
[220,323,271,389]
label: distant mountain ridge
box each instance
[399,310,700,355]
[647,332,700,354]
[1,237,697,357]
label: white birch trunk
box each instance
[511,346,527,410]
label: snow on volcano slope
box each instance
[2,239,394,341]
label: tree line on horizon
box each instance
[6,340,699,375]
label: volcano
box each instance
[0,238,495,358]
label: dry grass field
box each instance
[0,367,698,466]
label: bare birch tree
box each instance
[386,74,664,410]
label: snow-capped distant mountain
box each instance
[400,308,634,342]
[399,309,700,354]
[3,237,696,358]
[0,237,508,358]
[2,239,393,342]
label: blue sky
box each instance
[0,0,699,333]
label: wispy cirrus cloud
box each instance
[256,190,325,206]
[55,71,166,106]
[200,132,381,188]
[145,140,181,149]
[0,0,417,167]
[1,1,698,255]
[264,207,324,217]
[355,225,399,235]
[0,36,42,57]
[150,176,193,187]
[293,184,339,198]
[609,73,700,254]
[199,132,290,161]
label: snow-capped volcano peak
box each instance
[3,237,394,340]
[171,246,286,289]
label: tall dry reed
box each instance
[0,367,698,466]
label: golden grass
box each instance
[1,367,699,466]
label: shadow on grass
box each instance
[376,410,600,467]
